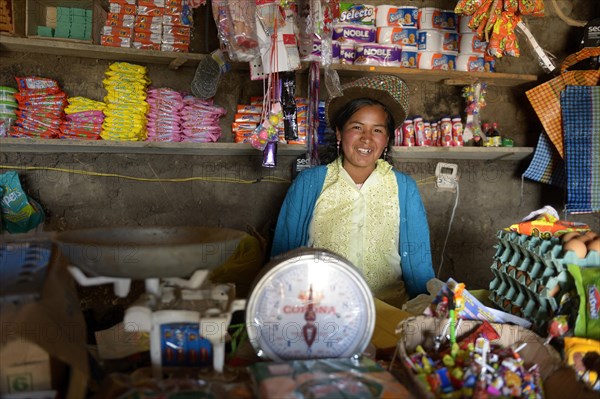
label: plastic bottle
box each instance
[402,119,415,146]
[423,121,432,146]
[481,122,491,147]
[440,117,452,147]
[414,116,425,146]
[431,122,439,146]
[451,116,463,147]
[490,122,502,147]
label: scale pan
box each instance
[54,226,247,279]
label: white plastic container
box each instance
[456,54,485,72]
[417,30,443,52]
[460,32,487,54]
[418,7,442,30]
[459,15,473,34]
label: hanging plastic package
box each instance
[211,0,259,62]
[0,171,45,234]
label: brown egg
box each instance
[561,232,582,243]
[563,239,588,259]
[576,234,593,244]
[587,238,600,253]
[584,231,599,240]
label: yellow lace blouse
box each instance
[308,158,407,306]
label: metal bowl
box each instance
[54,226,247,279]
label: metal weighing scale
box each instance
[55,226,247,379]
[245,249,376,361]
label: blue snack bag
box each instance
[0,171,45,233]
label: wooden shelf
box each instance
[0,138,533,161]
[0,137,307,156]
[0,36,207,69]
[328,64,538,87]
[390,146,534,161]
[1,36,538,85]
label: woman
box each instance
[271,75,434,307]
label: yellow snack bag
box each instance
[564,337,600,391]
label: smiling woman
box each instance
[270,75,435,308]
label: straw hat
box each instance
[326,75,410,129]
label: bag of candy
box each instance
[567,264,600,339]
[0,171,45,233]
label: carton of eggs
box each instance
[561,231,600,259]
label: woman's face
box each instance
[336,104,389,176]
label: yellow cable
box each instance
[0,165,291,184]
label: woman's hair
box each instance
[321,98,395,164]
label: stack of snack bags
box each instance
[101,62,150,141]
[179,96,225,142]
[146,87,183,142]
[10,77,66,139]
[60,97,106,140]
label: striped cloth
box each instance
[562,85,600,214]
[523,131,566,188]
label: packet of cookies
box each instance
[507,205,590,239]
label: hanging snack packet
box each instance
[567,264,600,339]
[0,171,45,233]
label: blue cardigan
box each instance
[271,165,434,298]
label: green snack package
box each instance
[567,264,600,339]
[0,171,45,233]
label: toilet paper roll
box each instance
[459,15,473,33]
[456,54,485,72]
[355,43,401,66]
[417,51,456,70]
[418,29,443,52]
[339,43,356,64]
[377,26,418,46]
[460,32,487,54]
[418,7,442,30]
[375,5,399,27]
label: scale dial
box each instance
[246,249,375,361]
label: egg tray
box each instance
[488,230,583,334]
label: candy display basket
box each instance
[395,316,563,399]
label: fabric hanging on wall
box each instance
[562,85,600,214]
[523,131,567,188]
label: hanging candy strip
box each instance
[307,62,320,165]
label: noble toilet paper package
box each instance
[333,24,376,43]
[354,43,401,66]
[375,5,418,27]
[340,43,356,64]
[376,26,418,47]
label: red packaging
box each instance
[401,119,415,147]
[134,31,162,44]
[133,42,161,51]
[109,3,136,14]
[451,117,464,147]
[137,5,164,16]
[138,0,165,7]
[101,26,132,38]
[160,43,189,52]
[101,35,132,47]
[106,13,135,28]
[440,117,452,147]
[162,25,190,37]
[162,14,189,26]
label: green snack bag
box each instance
[0,171,45,233]
[567,264,600,339]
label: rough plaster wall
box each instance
[1,0,598,300]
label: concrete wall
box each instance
[1,0,598,294]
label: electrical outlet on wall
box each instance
[435,162,458,192]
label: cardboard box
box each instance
[0,0,15,33]
[25,0,106,44]
[0,340,51,393]
[0,237,89,399]
[395,316,597,399]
